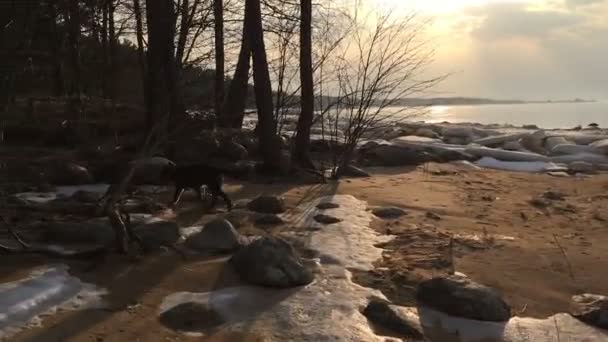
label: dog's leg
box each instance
[195,187,204,201]
[209,183,232,211]
[171,187,184,206]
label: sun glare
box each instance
[374,0,533,14]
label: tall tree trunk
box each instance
[133,0,147,105]
[145,0,177,144]
[66,0,81,97]
[47,0,65,97]
[247,0,281,172]
[213,0,224,119]
[107,0,116,100]
[294,0,315,169]
[175,0,192,69]
[101,0,109,98]
[220,5,251,129]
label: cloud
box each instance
[565,0,605,8]
[428,0,608,99]
[468,3,583,41]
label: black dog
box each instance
[162,162,235,210]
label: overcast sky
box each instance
[373,0,607,100]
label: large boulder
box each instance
[230,237,314,287]
[466,146,549,162]
[416,275,511,322]
[46,162,93,185]
[247,195,286,214]
[590,139,608,154]
[133,220,181,250]
[520,130,547,154]
[184,218,242,253]
[473,133,530,148]
[550,144,599,156]
[43,220,114,244]
[545,136,571,151]
[216,141,248,162]
[361,144,430,166]
[570,293,608,329]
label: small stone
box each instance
[313,214,342,224]
[184,219,242,253]
[570,293,608,329]
[542,190,566,201]
[426,211,441,220]
[247,195,286,214]
[529,198,550,208]
[316,202,340,210]
[362,297,423,339]
[372,207,407,219]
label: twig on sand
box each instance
[552,233,575,280]
[519,303,528,315]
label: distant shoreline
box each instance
[395,97,597,107]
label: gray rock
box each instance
[218,141,248,162]
[47,162,93,185]
[372,207,407,219]
[222,209,251,228]
[134,220,181,250]
[316,202,340,210]
[363,297,423,339]
[43,221,115,244]
[247,195,286,214]
[185,219,242,253]
[313,214,342,224]
[362,145,430,166]
[230,237,314,288]
[338,164,370,178]
[254,214,285,226]
[542,190,566,201]
[416,275,511,322]
[571,294,608,329]
[70,190,102,203]
[570,161,594,173]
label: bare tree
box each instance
[322,11,444,178]
[213,0,225,118]
[65,0,82,97]
[145,0,177,140]
[293,0,314,169]
[133,0,147,104]
[248,0,282,172]
[220,2,251,128]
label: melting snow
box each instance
[0,265,106,339]
[475,157,564,173]
[286,194,393,271]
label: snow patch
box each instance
[159,267,390,341]
[0,265,107,339]
[396,306,608,342]
[286,195,393,271]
